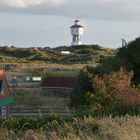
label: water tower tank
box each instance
[70,20,84,46]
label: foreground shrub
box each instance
[71,66,140,116]
[92,68,139,109]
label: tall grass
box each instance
[0,115,139,140]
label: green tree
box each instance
[71,66,94,108]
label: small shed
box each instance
[61,51,71,54]
[32,77,42,82]
[41,76,76,89]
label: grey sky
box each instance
[0,0,140,48]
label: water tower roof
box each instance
[71,25,84,28]
[75,20,80,22]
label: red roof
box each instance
[0,70,10,99]
[41,76,76,89]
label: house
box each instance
[32,77,42,82]
[0,70,13,119]
[41,76,76,89]
[61,51,71,54]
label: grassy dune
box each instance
[0,45,116,65]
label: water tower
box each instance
[70,20,84,46]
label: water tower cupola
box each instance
[70,20,84,46]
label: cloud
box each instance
[0,0,140,20]
[0,0,66,8]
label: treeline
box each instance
[118,37,140,83]
[90,37,140,84]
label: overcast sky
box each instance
[0,0,140,48]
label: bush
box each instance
[71,66,140,116]
[91,67,140,115]
[71,66,94,107]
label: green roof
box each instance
[0,96,13,107]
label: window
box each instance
[0,80,4,94]
[1,106,7,119]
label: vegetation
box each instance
[118,37,140,84]
[0,115,139,140]
[71,66,140,116]
[56,45,116,64]
[0,46,63,63]
[31,70,79,77]
[1,37,140,140]
[92,37,140,84]
[70,38,140,124]
[0,45,116,65]
[11,88,70,109]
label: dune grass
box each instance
[0,115,139,140]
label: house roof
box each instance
[0,70,5,79]
[0,70,7,89]
[0,69,11,100]
[41,76,76,89]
